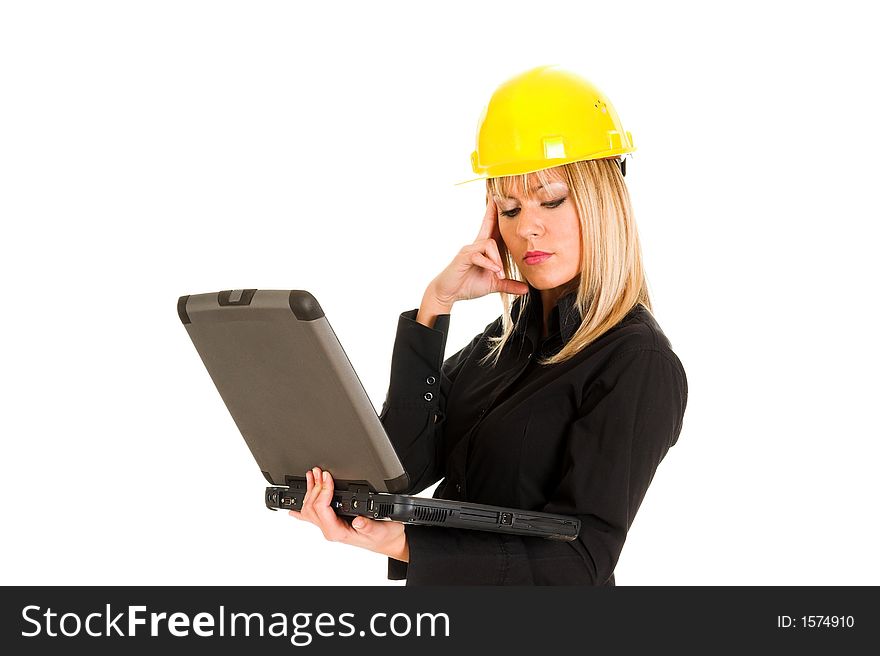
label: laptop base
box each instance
[265,483,579,541]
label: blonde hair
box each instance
[479,158,653,367]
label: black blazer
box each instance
[379,284,688,585]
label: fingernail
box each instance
[353,518,364,529]
[323,471,329,482]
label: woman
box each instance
[289,65,688,585]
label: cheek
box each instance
[562,210,581,241]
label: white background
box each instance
[2,0,878,586]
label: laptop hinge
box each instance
[282,475,373,494]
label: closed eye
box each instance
[500,196,567,218]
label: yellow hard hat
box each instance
[455,64,635,186]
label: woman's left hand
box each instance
[289,466,409,562]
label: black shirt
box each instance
[379,284,688,585]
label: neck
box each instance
[538,281,577,337]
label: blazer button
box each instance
[426,375,436,385]
[424,392,433,401]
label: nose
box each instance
[515,204,544,240]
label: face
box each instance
[492,175,582,293]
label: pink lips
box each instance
[524,253,553,265]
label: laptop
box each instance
[177,288,580,541]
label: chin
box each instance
[527,274,563,288]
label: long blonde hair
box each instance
[479,158,653,367]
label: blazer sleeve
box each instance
[397,347,689,585]
[380,307,493,580]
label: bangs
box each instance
[488,166,565,201]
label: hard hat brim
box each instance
[453,152,633,187]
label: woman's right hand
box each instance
[429,193,530,307]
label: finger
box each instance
[347,515,378,545]
[314,470,335,515]
[469,251,503,277]
[486,192,503,243]
[302,467,322,521]
[301,469,314,508]
[313,471,350,541]
[482,237,505,273]
[351,515,372,532]
[475,194,498,242]
[310,465,323,501]
[497,278,530,295]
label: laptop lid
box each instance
[178,289,409,494]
